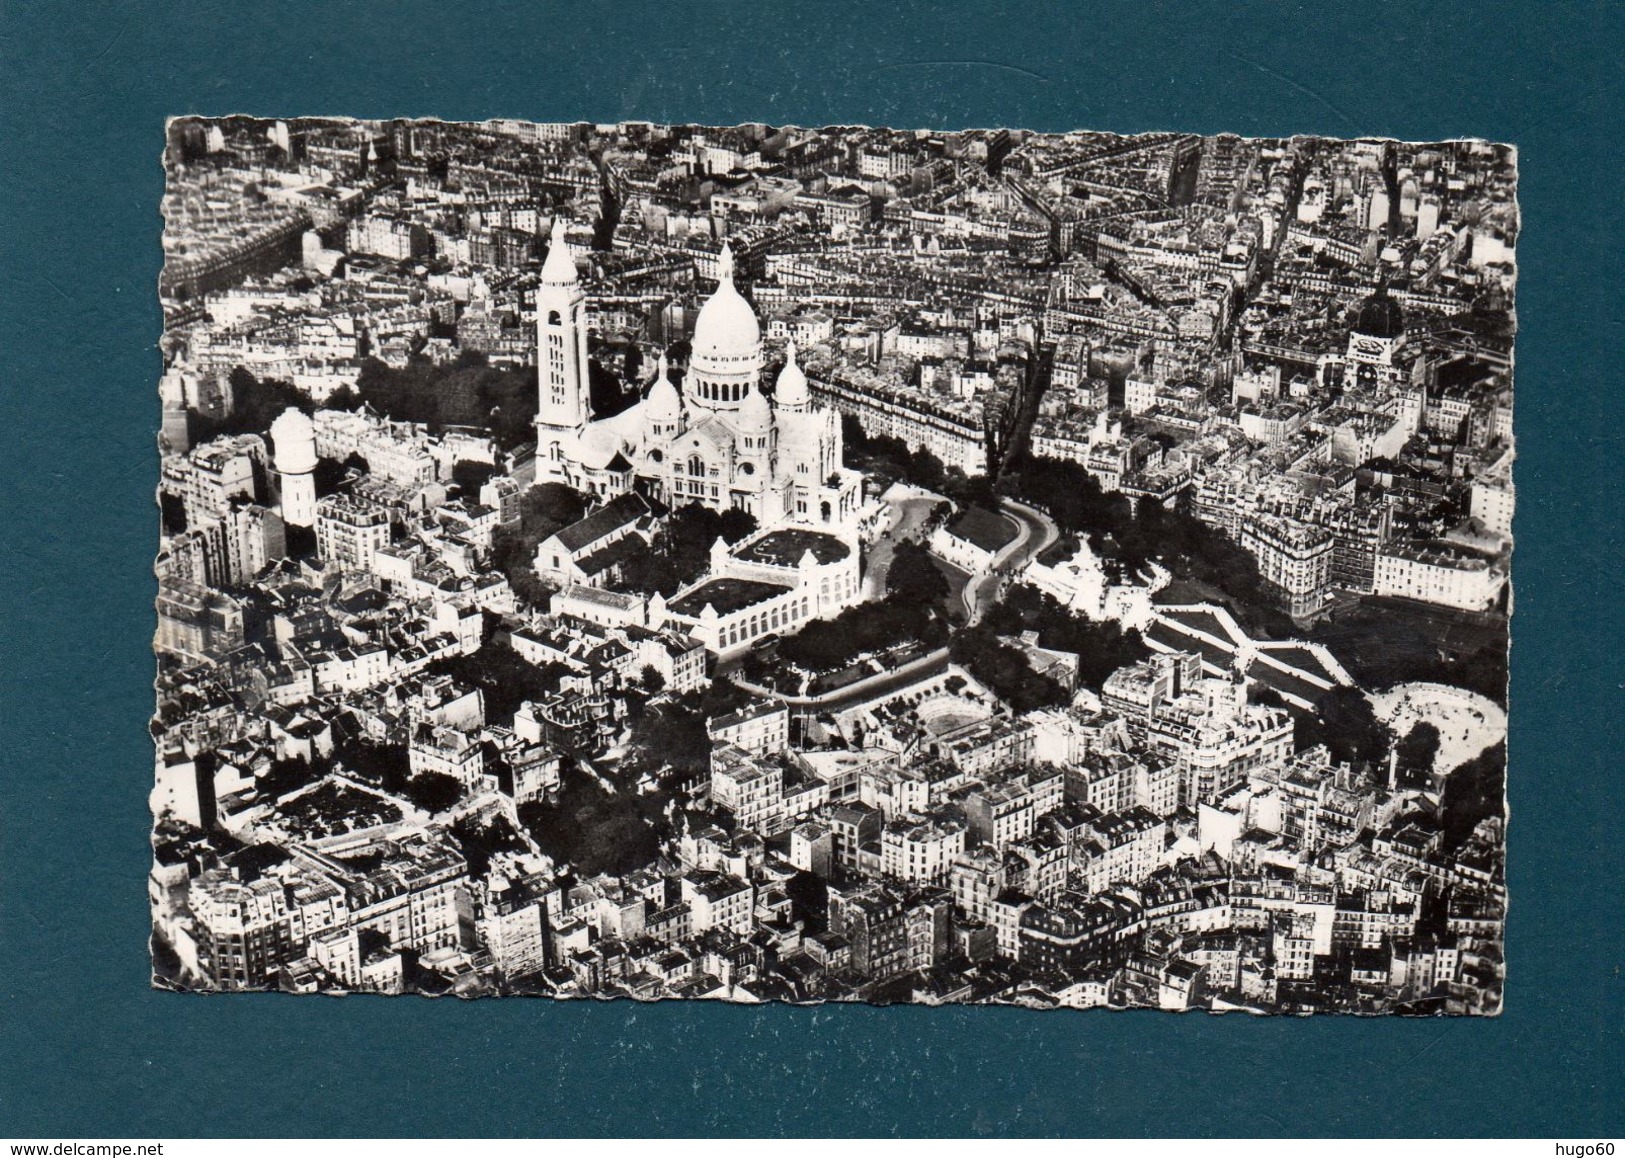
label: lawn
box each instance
[948,504,1019,553]
[1310,595,1508,701]
[668,577,790,617]
[736,529,851,567]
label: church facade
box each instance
[533,220,863,530]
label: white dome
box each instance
[540,217,578,287]
[567,424,624,471]
[775,341,809,408]
[270,407,316,473]
[646,354,682,422]
[738,384,772,432]
[691,245,760,364]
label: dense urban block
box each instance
[153,118,1513,1012]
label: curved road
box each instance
[862,486,947,601]
[729,645,952,713]
[726,495,1058,710]
[963,498,1059,624]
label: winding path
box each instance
[726,496,1059,710]
[727,645,951,712]
[962,498,1058,624]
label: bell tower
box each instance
[536,218,591,476]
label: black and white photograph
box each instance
[151,117,1514,1013]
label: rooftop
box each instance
[710,699,788,730]
[555,584,644,610]
[552,492,653,553]
[575,533,648,578]
[735,528,851,567]
[1384,540,1496,570]
[668,577,790,617]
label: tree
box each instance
[1396,721,1442,780]
[625,696,713,778]
[451,458,497,496]
[501,563,555,612]
[522,483,589,531]
[998,449,1294,638]
[906,446,947,493]
[405,772,464,814]
[776,594,944,674]
[699,677,756,719]
[451,814,528,878]
[353,356,539,449]
[1295,685,1392,771]
[192,366,312,442]
[1250,685,1289,710]
[589,358,633,417]
[333,738,411,793]
[1439,741,1506,850]
[841,413,954,495]
[978,585,1150,691]
[489,483,589,608]
[639,665,666,696]
[716,507,758,545]
[739,649,780,689]
[258,755,326,801]
[886,540,950,605]
[953,471,998,509]
[949,625,1069,713]
[324,383,362,411]
[517,762,661,877]
[428,639,570,726]
[613,503,759,597]
[998,450,1131,544]
[313,452,364,499]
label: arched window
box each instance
[547,310,561,326]
[688,455,705,476]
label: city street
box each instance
[861,482,946,600]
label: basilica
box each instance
[533,219,863,530]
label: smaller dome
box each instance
[568,424,624,470]
[1353,285,1405,339]
[738,384,772,432]
[646,353,683,422]
[776,341,809,408]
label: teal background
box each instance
[2,0,1621,1138]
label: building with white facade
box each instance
[270,407,318,527]
[1241,511,1333,619]
[655,524,862,655]
[315,493,392,573]
[533,221,861,529]
[881,816,968,885]
[1374,542,1506,612]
